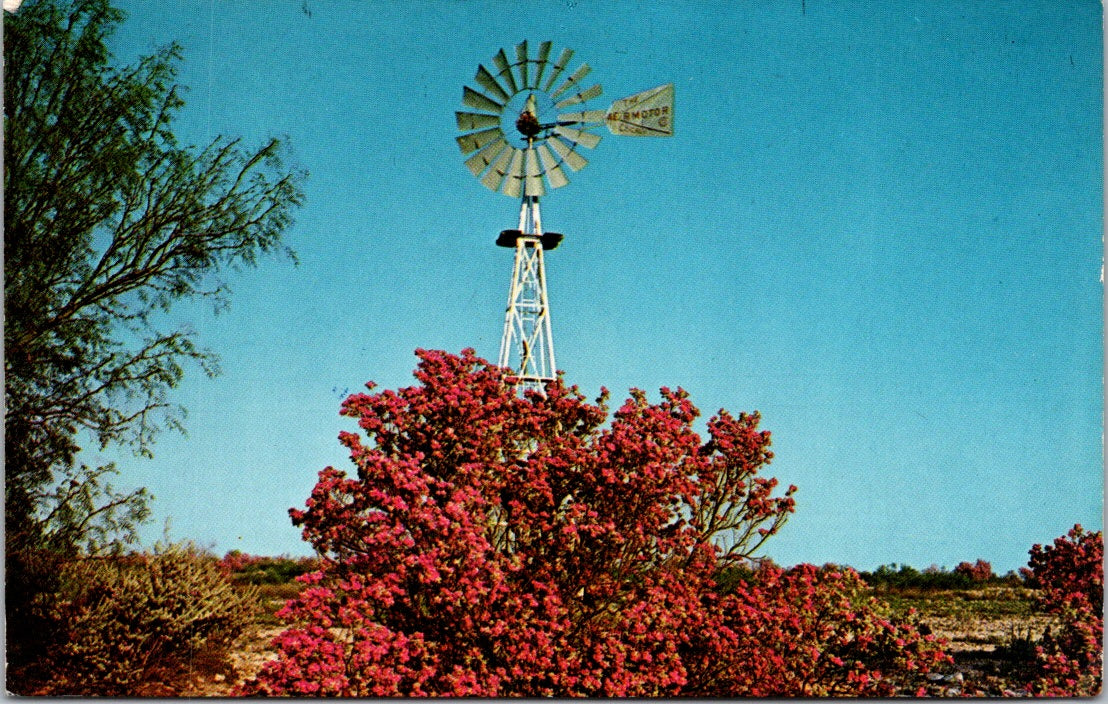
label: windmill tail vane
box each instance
[455,40,673,393]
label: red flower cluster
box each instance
[236,349,946,696]
[1025,524,1103,696]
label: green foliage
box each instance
[713,557,776,595]
[880,584,1038,635]
[220,550,320,584]
[237,559,310,585]
[4,0,303,682]
[9,542,259,696]
[860,563,975,591]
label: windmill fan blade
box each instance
[556,109,607,125]
[474,65,510,103]
[533,40,552,89]
[456,111,501,131]
[553,125,601,149]
[524,147,545,196]
[549,136,588,172]
[542,47,574,92]
[525,146,542,177]
[456,126,502,155]
[464,136,507,176]
[515,40,529,90]
[480,146,514,191]
[493,48,518,95]
[550,63,591,100]
[523,178,545,197]
[537,143,570,189]
[555,83,602,109]
[502,148,525,198]
[463,86,504,114]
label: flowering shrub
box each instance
[953,559,994,582]
[689,562,950,696]
[1023,524,1103,696]
[238,349,946,696]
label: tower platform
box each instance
[497,229,564,251]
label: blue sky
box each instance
[99,0,1102,574]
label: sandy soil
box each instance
[172,624,284,696]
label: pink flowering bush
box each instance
[690,562,949,696]
[1023,524,1103,696]
[953,559,994,582]
[237,349,946,697]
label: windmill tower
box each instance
[455,41,674,394]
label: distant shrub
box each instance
[1022,525,1102,696]
[38,542,258,696]
[219,550,320,585]
[953,559,994,582]
[860,563,972,591]
[713,557,773,594]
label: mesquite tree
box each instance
[4,0,303,676]
[241,349,947,696]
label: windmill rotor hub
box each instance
[515,110,542,138]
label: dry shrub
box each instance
[40,542,258,696]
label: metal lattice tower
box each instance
[454,40,674,393]
[497,194,561,394]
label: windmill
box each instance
[455,40,673,394]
